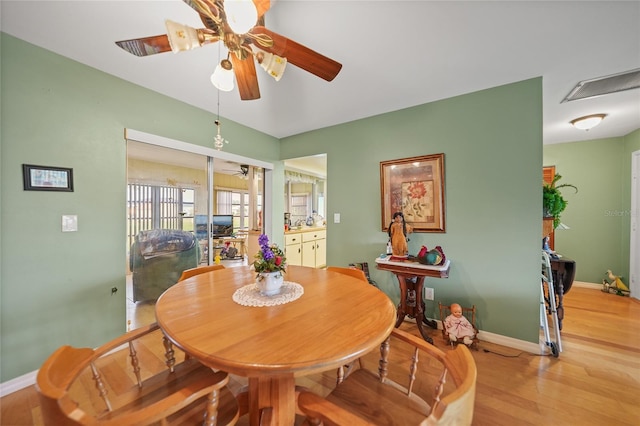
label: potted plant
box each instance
[543,173,578,229]
[253,234,287,295]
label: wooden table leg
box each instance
[247,375,296,426]
[393,273,434,344]
[395,274,408,327]
[412,276,435,344]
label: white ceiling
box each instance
[2,1,639,147]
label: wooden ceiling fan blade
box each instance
[251,26,342,81]
[115,34,172,57]
[179,0,220,30]
[230,53,261,100]
[253,0,271,18]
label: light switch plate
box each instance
[334,213,341,223]
[62,215,78,232]
[424,287,434,301]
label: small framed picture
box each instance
[380,154,445,233]
[23,164,74,192]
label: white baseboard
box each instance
[0,370,37,398]
[573,280,602,290]
[424,318,542,354]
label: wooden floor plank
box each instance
[2,286,639,425]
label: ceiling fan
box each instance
[115,0,343,101]
[222,163,250,178]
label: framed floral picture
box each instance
[380,154,445,233]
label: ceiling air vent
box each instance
[561,68,640,103]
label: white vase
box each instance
[257,271,284,296]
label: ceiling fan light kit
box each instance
[256,48,286,81]
[211,58,235,91]
[224,0,259,34]
[116,0,342,100]
[165,19,202,52]
[570,114,606,131]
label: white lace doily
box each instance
[232,281,304,307]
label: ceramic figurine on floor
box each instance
[444,303,476,346]
[388,212,412,258]
[604,269,630,296]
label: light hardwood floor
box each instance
[2,284,639,425]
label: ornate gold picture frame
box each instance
[380,154,445,233]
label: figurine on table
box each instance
[444,303,476,346]
[388,212,412,258]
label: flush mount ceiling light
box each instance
[570,114,607,130]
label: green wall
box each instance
[0,33,280,382]
[281,78,544,346]
[544,129,640,283]
[7,29,636,384]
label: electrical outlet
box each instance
[424,287,434,301]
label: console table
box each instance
[375,256,451,344]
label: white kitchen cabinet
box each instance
[285,233,303,266]
[301,229,326,268]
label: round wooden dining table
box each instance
[155,265,396,426]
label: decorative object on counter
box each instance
[380,153,446,233]
[415,245,446,266]
[387,211,412,259]
[253,234,287,296]
[543,173,578,230]
[602,269,630,296]
[312,211,324,226]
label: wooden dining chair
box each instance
[179,264,226,281]
[36,322,239,425]
[326,266,368,282]
[297,328,477,426]
[326,265,371,380]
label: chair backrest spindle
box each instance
[298,328,477,425]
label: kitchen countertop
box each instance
[285,226,326,234]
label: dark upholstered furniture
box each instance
[130,229,199,302]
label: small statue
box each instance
[444,303,476,346]
[387,212,412,257]
[603,269,630,296]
